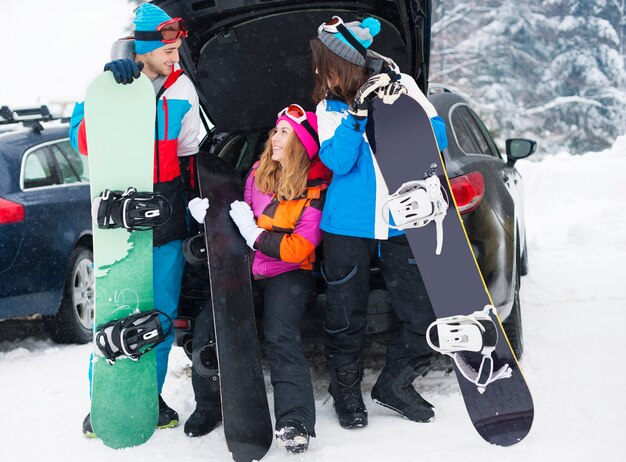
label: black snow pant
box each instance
[322,232,435,370]
[253,270,316,437]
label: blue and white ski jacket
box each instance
[316,73,448,240]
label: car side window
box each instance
[51,141,88,183]
[451,105,491,156]
[467,108,503,160]
[22,147,59,189]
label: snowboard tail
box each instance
[196,154,273,462]
[370,94,533,446]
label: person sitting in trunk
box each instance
[309,15,448,429]
[188,103,330,454]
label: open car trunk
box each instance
[152,0,432,134]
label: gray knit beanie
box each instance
[317,17,381,67]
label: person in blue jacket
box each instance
[310,16,449,429]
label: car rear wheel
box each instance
[44,246,94,344]
[503,250,524,359]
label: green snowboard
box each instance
[84,72,157,448]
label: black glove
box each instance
[103,59,144,85]
[348,70,406,119]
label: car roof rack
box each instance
[0,105,68,133]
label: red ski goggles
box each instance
[134,18,188,43]
[277,104,307,124]
[276,104,320,152]
[318,16,344,34]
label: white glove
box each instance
[378,80,407,104]
[188,197,209,223]
[348,73,392,119]
[229,200,264,250]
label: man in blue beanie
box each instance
[69,2,214,438]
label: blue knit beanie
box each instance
[133,3,173,55]
[318,17,381,66]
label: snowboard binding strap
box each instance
[95,309,172,365]
[92,187,172,231]
[382,164,448,255]
[182,232,207,267]
[426,305,512,394]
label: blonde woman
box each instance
[228,104,330,453]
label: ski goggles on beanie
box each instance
[133,3,186,54]
[134,18,188,43]
[276,104,320,159]
[278,104,308,124]
[318,16,345,34]
[317,16,381,67]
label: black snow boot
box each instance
[275,420,310,454]
[371,358,434,423]
[328,358,368,429]
[185,336,222,437]
[82,395,178,438]
[157,395,179,429]
[82,413,96,438]
[184,407,222,437]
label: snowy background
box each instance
[2,0,626,460]
[0,0,133,114]
[431,0,626,155]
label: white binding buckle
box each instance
[382,164,449,255]
[426,305,512,394]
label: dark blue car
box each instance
[0,107,93,343]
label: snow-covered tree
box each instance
[538,0,626,152]
[431,0,626,154]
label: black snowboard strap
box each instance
[336,24,368,59]
[95,309,172,365]
[183,232,207,267]
[92,187,172,231]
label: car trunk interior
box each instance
[155,0,430,147]
[194,9,414,133]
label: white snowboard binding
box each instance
[382,163,448,254]
[426,305,512,393]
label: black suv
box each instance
[150,0,535,358]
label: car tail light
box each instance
[0,197,25,224]
[174,319,191,330]
[449,172,485,214]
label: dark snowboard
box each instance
[196,153,273,461]
[370,94,533,446]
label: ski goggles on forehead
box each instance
[277,104,307,124]
[277,104,320,150]
[134,18,188,43]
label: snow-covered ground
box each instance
[2,136,626,460]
